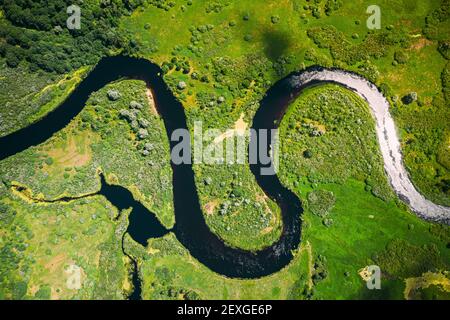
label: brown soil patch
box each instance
[45,253,66,273]
[204,200,219,215]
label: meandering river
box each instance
[0,57,448,290]
[287,69,449,223]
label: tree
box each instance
[303,149,313,158]
[402,92,418,105]
[0,203,15,225]
[12,281,27,300]
[138,118,149,128]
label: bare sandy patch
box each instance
[409,37,432,51]
[146,88,158,114]
[65,264,84,290]
[214,113,248,144]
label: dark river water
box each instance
[0,56,304,298]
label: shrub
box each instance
[307,190,336,217]
[119,109,136,122]
[325,0,342,16]
[177,81,187,90]
[138,118,149,128]
[130,101,143,109]
[442,62,450,101]
[5,50,20,68]
[12,281,27,300]
[185,290,201,300]
[312,255,328,285]
[271,16,280,24]
[303,149,313,158]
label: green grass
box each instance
[0,78,175,298]
[301,179,449,299]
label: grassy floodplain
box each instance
[0,79,174,298]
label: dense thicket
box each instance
[0,0,151,73]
